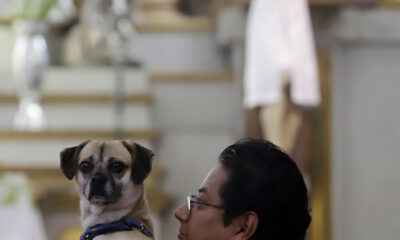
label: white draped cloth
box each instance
[244,0,321,108]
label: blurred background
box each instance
[0,0,399,240]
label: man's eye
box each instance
[109,162,126,174]
[194,196,204,203]
[79,161,93,173]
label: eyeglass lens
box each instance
[187,195,192,215]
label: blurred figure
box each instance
[243,0,320,186]
[80,0,142,65]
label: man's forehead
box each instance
[199,164,228,195]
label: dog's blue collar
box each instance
[80,216,153,240]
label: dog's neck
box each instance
[79,183,153,234]
[126,192,153,234]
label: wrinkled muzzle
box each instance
[84,173,121,204]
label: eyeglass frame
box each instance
[187,194,224,216]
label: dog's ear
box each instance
[60,140,89,180]
[123,141,154,184]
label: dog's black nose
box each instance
[91,173,107,184]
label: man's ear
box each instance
[60,140,89,180]
[123,141,154,184]
[232,211,259,240]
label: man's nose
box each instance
[174,203,189,222]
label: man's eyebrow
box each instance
[198,187,207,194]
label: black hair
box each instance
[218,139,311,240]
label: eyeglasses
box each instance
[186,194,224,217]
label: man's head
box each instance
[174,139,311,240]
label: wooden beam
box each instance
[309,0,346,6]
[151,70,233,83]
[309,50,332,240]
[380,0,400,7]
[0,94,153,105]
[0,129,158,140]
[142,0,177,11]
[136,11,211,32]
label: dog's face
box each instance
[60,140,153,205]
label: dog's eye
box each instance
[110,162,126,174]
[79,161,93,174]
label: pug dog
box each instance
[60,140,154,240]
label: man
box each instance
[174,139,311,240]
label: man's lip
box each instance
[178,232,186,240]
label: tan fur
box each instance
[61,140,154,240]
